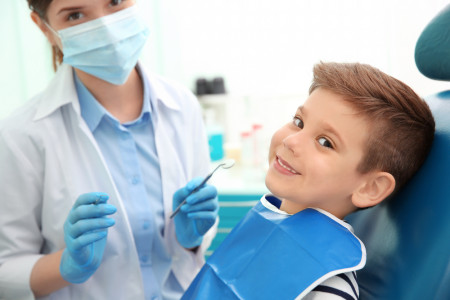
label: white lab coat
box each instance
[0,64,215,300]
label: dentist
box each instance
[0,0,218,299]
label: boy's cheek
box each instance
[270,127,288,148]
[268,134,281,161]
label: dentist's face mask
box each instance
[47,5,149,85]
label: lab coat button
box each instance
[143,220,150,230]
[120,133,126,140]
[131,176,140,184]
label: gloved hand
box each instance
[60,192,117,284]
[173,178,219,249]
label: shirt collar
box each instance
[75,66,152,132]
[75,72,106,131]
[33,63,180,122]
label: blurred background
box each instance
[1,0,449,181]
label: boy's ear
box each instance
[352,172,396,209]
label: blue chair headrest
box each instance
[415,4,450,80]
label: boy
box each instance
[181,62,435,299]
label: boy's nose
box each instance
[283,131,306,156]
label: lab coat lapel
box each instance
[34,64,77,121]
[152,104,185,241]
[61,73,139,253]
[34,64,145,295]
[144,69,184,243]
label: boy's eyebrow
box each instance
[299,105,345,147]
[322,122,345,147]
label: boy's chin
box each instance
[264,175,281,198]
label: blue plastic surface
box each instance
[208,131,224,161]
[187,203,364,299]
[205,194,259,258]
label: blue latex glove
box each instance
[173,178,219,249]
[60,192,117,284]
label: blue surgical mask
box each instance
[47,6,149,85]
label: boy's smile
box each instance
[274,156,300,175]
[265,87,373,218]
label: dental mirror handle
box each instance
[169,170,216,219]
[170,159,234,219]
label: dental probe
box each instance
[170,159,235,219]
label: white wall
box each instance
[152,0,450,97]
[0,1,53,119]
[1,0,449,125]
[154,0,450,146]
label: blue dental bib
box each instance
[182,195,366,299]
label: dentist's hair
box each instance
[27,0,63,71]
[27,0,51,19]
[309,62,435,192]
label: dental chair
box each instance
[346,4,450,300]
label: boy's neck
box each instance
[279,198,352,220]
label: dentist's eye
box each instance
[318,137,333,149]
[110,0,123,6]
[292,116,304,129]
[67,12,84,21]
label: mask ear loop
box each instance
[44,22,64,71]
[44,21,59,36]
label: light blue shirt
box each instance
[75,68,182,300]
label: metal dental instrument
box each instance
[170,159,235,219]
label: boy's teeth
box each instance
[278,158,298,174]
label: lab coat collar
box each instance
[34,64,79,121]
[33,63,181,122]
[144,70,182,111]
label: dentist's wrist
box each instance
[59,248,95,284]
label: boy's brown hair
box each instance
[309,62,435,192]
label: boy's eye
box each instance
[318,137,333,149]
[293,116,304,129]
[67,12,84,21]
